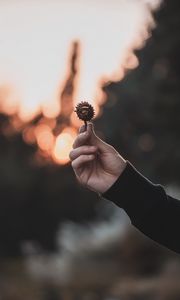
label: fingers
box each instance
[72,130,90,149]
[87,123,111,151]
[72,154,95,173]
[73,122,111,152]
[69,145,97,161]
[79,124,86,133]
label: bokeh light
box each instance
[53,128,77,165]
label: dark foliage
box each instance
[100,0,180,184]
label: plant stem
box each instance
[84,120,87,131]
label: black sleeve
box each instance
[103,161,180,253]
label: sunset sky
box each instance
[0,0,161,121]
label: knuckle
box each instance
[69,150,74,160]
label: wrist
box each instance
[99,160,127,195]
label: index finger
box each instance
[72,131,90,149]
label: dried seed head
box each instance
[75,101,95,122]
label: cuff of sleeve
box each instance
[102,161,164,222]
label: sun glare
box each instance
[53,128,77,165]
[0,0,160,117]
[0,0,161,164]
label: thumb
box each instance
[87,123,110,151]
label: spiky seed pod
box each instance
[75,101,95,122]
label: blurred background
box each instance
[0,0,180,299]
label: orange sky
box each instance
[0,0,161,121]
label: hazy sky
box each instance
[0,0,162,120]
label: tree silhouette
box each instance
[100,0,180,185]
[0,42,98,257]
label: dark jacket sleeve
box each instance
[103,161,180,253]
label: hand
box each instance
[69,123,127,194]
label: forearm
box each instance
[103,162,180,253]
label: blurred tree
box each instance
[0,113,99,256]
[0,42,99,256]
[100,0,180,185]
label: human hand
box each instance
[69,123,127,194]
